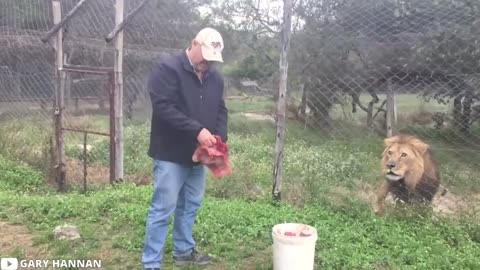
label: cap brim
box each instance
[201,46,223,62]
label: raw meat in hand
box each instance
[192,135,232,178]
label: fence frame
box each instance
[45,0,116,190]
[39,0,151,190]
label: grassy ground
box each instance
[0,94,480,269]
[1,155,479,270]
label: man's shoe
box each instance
[173,249,211,266]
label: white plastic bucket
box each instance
[272,223,318,270]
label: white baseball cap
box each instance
[195,27,224,62]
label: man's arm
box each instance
[148,61,204,140]
[215,77,228,142]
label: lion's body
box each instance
[386,169,439,203]
[373,134,444,214]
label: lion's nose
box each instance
[386,160,396,169]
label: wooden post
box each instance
[386,78,396,137]
[83,132,88,193]
[64,53,72,107]
[109,72,116,185]
[299,81,309,129]
[272,0,293,202]
[52,0,66,191]
[113,0,124,182]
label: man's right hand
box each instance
[197,128,216,147]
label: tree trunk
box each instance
[300,82,307,117]
[453,95,463,132]
[459,91,473,136]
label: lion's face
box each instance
[381,135,429,182]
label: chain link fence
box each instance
[283,0,480,217]
[0,0,479,217]
[205,0,480,217]
[0,0,205,190]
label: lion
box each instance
[372,134,447,215]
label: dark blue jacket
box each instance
[147,51,228,166]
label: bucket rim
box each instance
[272,223,318,240]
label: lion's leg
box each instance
[415,176,440,203]
[387,181,411,205]
[373,181,390,215]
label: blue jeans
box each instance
[141,159,206,269]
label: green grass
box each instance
[57,113,480,196]
[0,154,479,269]
[0,94,480,269]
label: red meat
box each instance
[192,135,232,178]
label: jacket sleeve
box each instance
[148,61,204,140]
[215,77,228,142]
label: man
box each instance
[141,27,228,270]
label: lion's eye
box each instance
[388,151,392,155]
[401,153,407,157]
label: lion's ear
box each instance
[384,136,400,148]
[409,138,429,155]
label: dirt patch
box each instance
[330,181,480,218]
[242,113,275,122]
[65,119,95,132]
[240,247,272,270]
[63,157,151,188]
[0,221,48,259]
[65,157,111,186]
[431,191,478,216]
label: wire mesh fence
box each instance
[281,0,480,216]
[212,0,480,217]
[0,0,479,217]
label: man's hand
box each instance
[197,128,216,147]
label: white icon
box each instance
[0,258,18,270]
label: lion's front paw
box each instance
[372,203,384,216]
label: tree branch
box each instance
[245,1,280,34]
[373,99,387,119]
[351,93,369,113]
